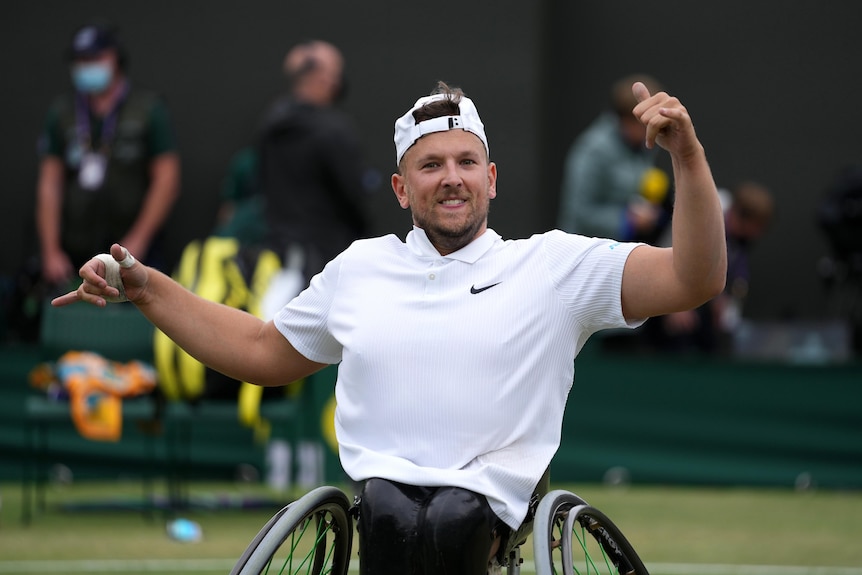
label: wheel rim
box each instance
[262,506,347,575]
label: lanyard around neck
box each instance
[74,81,129,153]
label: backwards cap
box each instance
[394,92,489,164]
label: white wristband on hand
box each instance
[94,253,129,303]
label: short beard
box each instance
[414,203,490,255]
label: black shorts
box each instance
[356,478,507,575]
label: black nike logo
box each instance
[470,282,500,294]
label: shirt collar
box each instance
[406,226,501,263]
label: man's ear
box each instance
[487,162,498,200]
[391,173,410,209]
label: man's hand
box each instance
[631,81,702,160]
[41,248,75,285]
[627,200,661,234]
[52,244,149,308]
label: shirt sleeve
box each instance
[273,254,344,364]
[147,97,178,156]
[543,230,645,332]
[37,99,66,159]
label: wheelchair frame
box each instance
[229,483,649,575]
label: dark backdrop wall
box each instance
[2,1,860,323]
[541,2,862,322]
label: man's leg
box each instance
[357,478,426,575]
[419,486,500,575]
[357,479,502,575]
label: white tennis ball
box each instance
[94,254,128,303]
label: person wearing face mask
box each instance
[35,22,180,292]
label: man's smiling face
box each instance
[392,129,497,255]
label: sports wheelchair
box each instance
[229,472,649,575]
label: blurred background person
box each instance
[212,146,266,247]
[256,39,372,317]
[35,21,180,294]
[253,39,374,488]
[818,165,862,355]
[648,181,775,354]
[557,73,669,244]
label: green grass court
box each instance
[1,480,860,575]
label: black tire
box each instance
[230,486,354,575]
[533,489,648,575]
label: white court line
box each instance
[647,565,862,575]
[0,559,234,573]
[1,559,861,574]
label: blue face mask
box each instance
[71,63,113,94]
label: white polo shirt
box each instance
[274,227,642,529]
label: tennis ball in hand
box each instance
[94,254,128,303]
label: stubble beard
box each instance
[414,198,490,255]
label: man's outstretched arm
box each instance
[53,243,326,387]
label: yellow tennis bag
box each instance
[153,236,297,442]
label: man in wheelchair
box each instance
[57,80,726,574]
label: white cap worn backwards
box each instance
[394,92,489,164]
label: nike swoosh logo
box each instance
[470,282,501,294]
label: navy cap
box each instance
[69,24,119,59]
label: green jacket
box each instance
[39,89,176,266]
[558,113,656,240]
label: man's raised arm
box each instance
[620,82,727,321]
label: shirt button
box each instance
[428,273,436,280]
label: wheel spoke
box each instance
[231,487,353,575]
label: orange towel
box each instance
[52,351,156,441]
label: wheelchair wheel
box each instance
[230,485,354,575]
[533,490,648,575]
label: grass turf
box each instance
[0,480,860,574]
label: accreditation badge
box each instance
[78,152,107,191]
